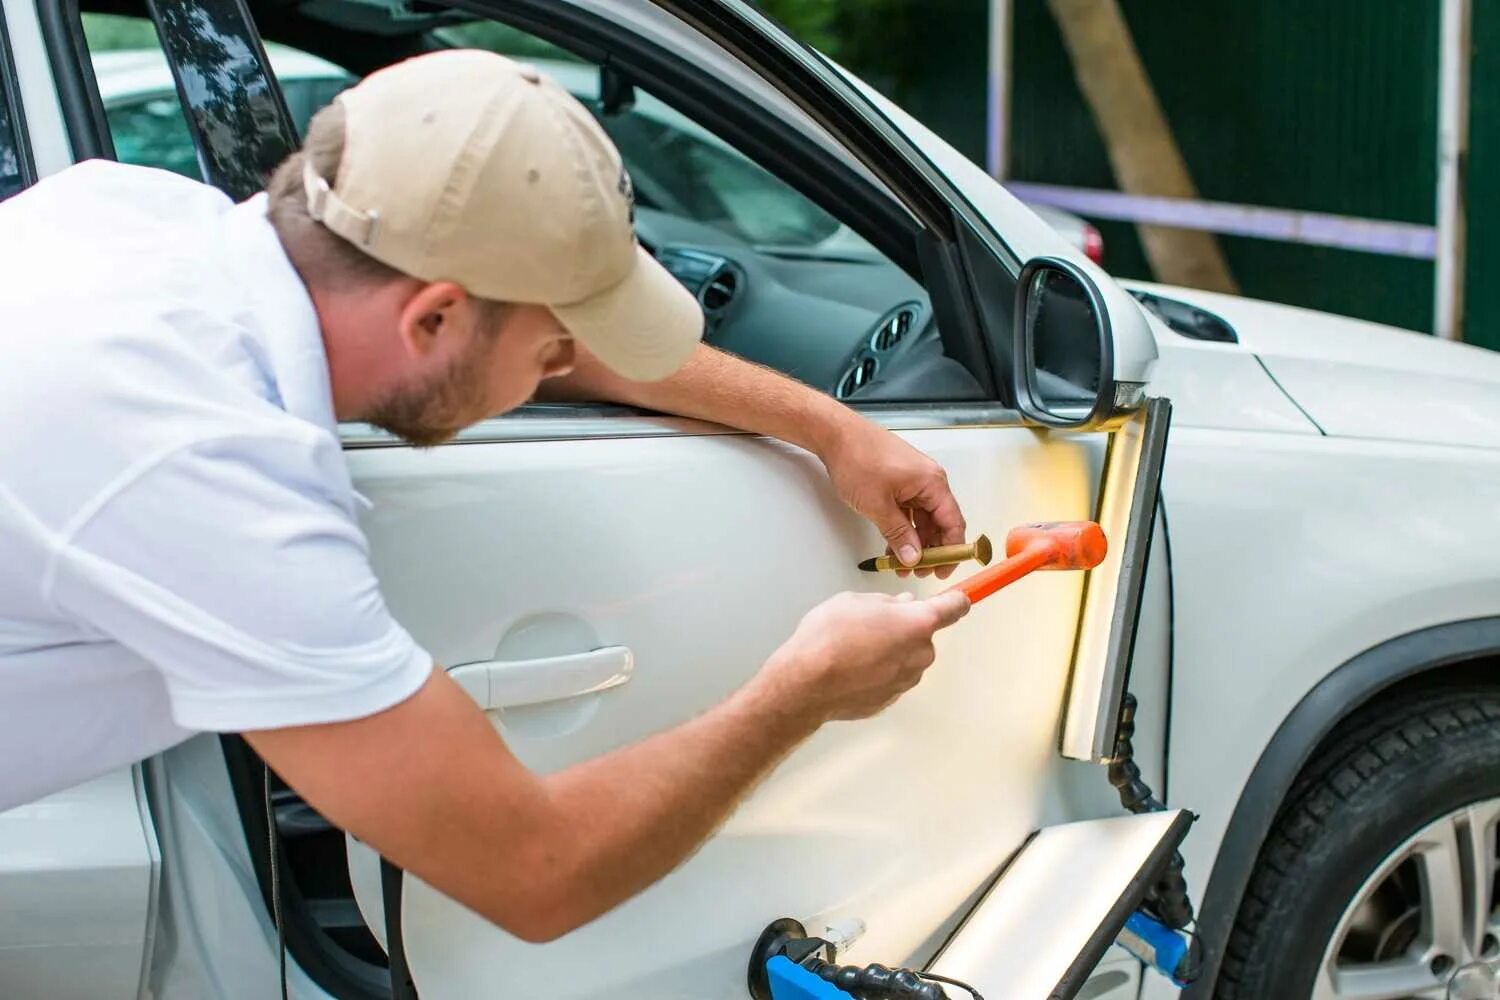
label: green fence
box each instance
[769,1,1500,350]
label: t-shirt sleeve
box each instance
[43,429,433,732]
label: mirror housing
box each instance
[1013,256,1147,429]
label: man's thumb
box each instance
[878,507,922,566]
[925,590,971,629]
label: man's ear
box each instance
[395,281,474,360]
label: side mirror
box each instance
[1013,256,1131,429]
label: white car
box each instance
[1,2,1498,1000]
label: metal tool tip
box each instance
[857,556,879,572]
[974,534,993,565]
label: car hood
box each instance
[1124,282,1500,449]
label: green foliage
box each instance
[755,0,921,96]
[81,13,161,52]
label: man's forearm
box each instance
[541,342,859,457]
[253,665,823,944]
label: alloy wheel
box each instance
[1314,799,1500,999]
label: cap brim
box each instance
[550,245,704,381]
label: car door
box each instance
[117,0,1183,996]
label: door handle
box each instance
[447,646,634,710]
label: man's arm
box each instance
[540,343,968,576]
[543,341,853,458]
[245,590,968,943]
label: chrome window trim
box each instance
[339,402,1026,449]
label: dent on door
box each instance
[336,395,1180,999]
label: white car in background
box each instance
[2,1,1499,999]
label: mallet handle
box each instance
[946,544,1053,603]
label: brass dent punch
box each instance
[858,534,993,572]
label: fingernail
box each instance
[898,545,919,566]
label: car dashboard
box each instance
[638,208,959,402]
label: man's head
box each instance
[266,50,703,446]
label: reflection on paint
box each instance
[149,0,297,198]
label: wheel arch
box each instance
[1187,616,1500,997]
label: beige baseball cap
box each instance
[302,49,703,381]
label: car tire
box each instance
[1214,686,1500,999]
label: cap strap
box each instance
[303,159,381,249]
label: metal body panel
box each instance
[146,735,342,1000]
[1147,340,1319,436]
[0,768,156,999]
[1127,281,1500,448]
[1152,429,1500,998]
[341,425,1105,998]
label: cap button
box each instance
[517,63,541,84]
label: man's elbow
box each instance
[503,912,572,945]
[478,877,595,944]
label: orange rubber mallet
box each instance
[946,521,1108,604]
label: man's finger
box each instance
[913,489,967,548]
[924,591,971,629]
[912,508,959,580]
[877,505,923,567]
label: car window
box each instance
[593,105,843,249]
[106,93,199,178]
[83,13,352,181]
[0,21,25,201]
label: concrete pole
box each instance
[1047,0,1238,294]
[987,0,1013,180]
[1435,0,1471,341]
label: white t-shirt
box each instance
[0,161,433,811]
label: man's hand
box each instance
[759,590,972,720]
[819,419,968,579]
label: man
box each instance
[0,50,970,943]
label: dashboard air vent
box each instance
[871,306,917,351]
[700,269,739,313]
[837,356,879,399]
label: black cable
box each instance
[917,971,984,999]
[1109,694,1193,928]
[264,764,289,1000]
[1157,493,1176,805]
